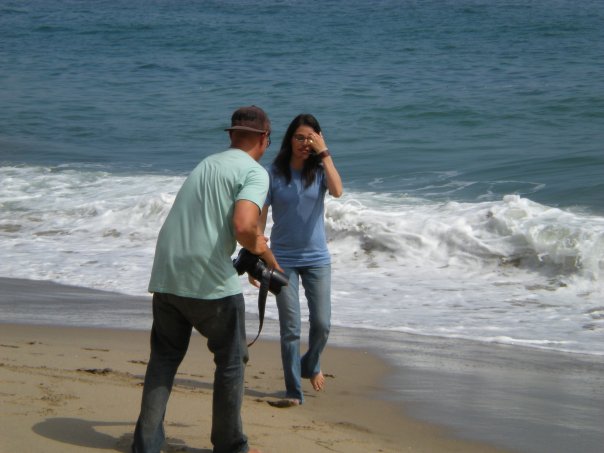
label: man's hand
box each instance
[248,274,260,289]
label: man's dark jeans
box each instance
[132,292,249,453]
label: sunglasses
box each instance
[293,134,313,143]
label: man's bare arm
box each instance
[233,200,278,269]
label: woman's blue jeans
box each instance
[276,265,331,403]
[132,292,249,453]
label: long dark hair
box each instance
[273,113,323,188]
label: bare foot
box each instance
[310,371,325,391]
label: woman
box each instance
[258,113,343,406]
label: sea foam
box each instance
[1,165,603,354]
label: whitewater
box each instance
[1,165,602,356]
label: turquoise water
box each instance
[2,0,603,210]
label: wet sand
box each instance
[1,277,603,452]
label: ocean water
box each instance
[1,0,604,362]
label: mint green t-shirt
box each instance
[148,148,269,299]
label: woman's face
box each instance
[290,125,315,161]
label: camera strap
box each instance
[247,267,272,347]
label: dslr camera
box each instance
[233,248,288,295]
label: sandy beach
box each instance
[2,278,604,453]
[0,321,515,453]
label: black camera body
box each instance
[233,248,288,295]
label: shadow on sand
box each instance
[32,417,211,452]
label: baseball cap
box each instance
[225,105,270,133]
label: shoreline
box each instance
[0,322,510,453]
[2,277,604,452]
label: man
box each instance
[132,106,276,453]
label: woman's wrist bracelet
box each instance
[317,149,330,159]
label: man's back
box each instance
[148,148,268,300]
